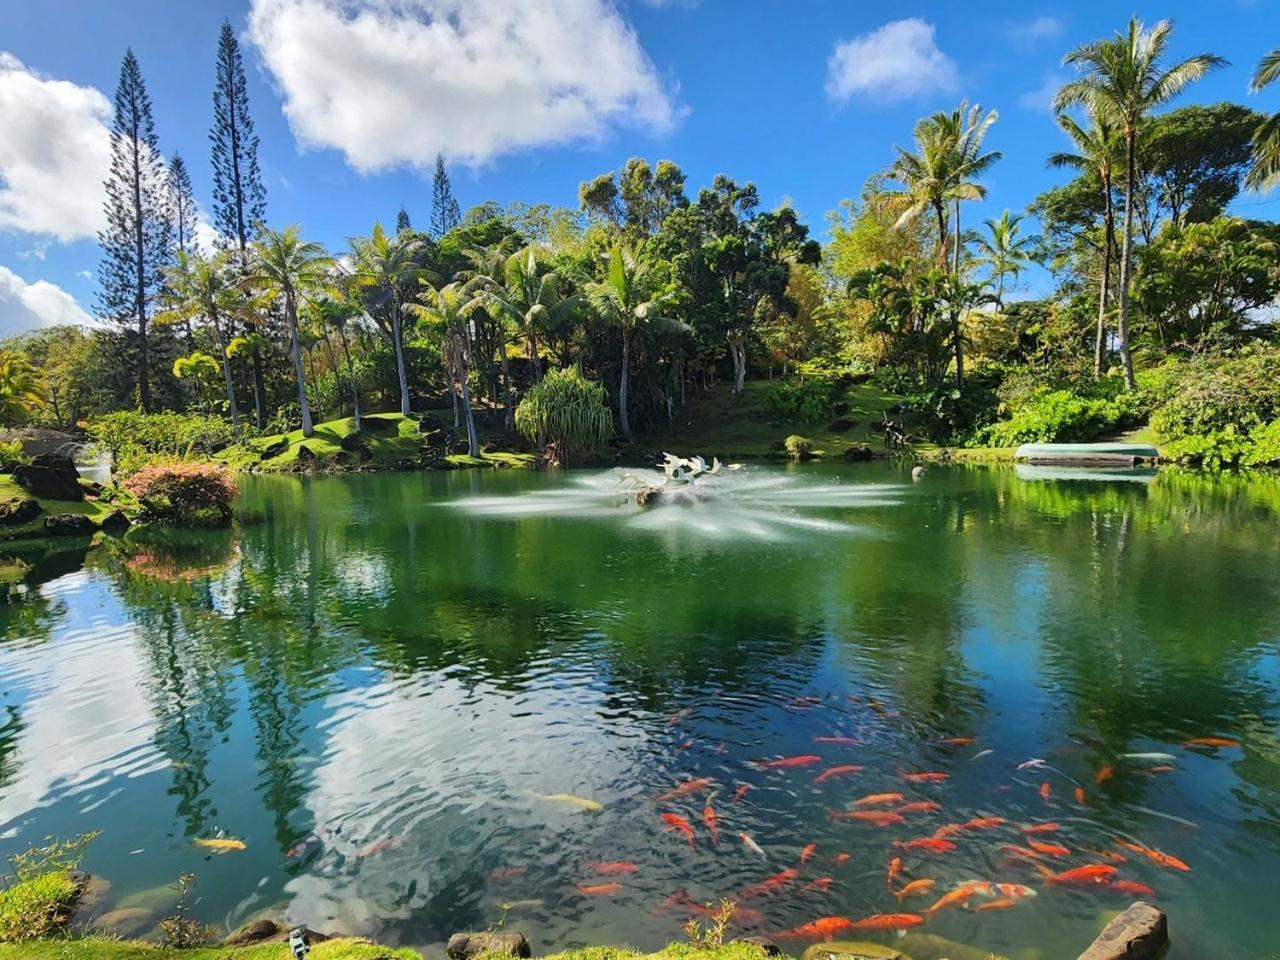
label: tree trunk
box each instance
[391,298,412,416]
[499,334,515,436]
[1095,175,1115,378]
[250,349,266,429]
[285,291,314,436]
[337,323,362,430]
[456,334,479,456]
[618,329,633,442]
[210,308,240,431]
[934,202,949,270]
[952,200,963,389]
[1116,133,1138,390]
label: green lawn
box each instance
[0,476,117,542]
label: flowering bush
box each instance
[122,461,237,526]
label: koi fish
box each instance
[672,893,764,924]
[932,823,963,840]
[739,867,799,899]
[813,736,859,745]
[895,878,936,901]
[1027,840,1070,857]
[898,801,942,814]
[924,882,983,914]
[938,737,975,746]
[848,914,924,931]
[886,856,902,888]
[652,778,714,803]
[732,784,751,803]
[1039,782,1052,800]
[1115,840,1190,872]
[195,837,246,853]
[703,802,720,846]
[902,771,949,783]
[1021,822,1060,835]
[1017,759,1047,771]
[357,838,400,858]
[1183,737,1240,749]
[961,816,1005,830]
[1146,765,1176,775]
[1096,765,1115,785]
[957,880,1036,899]
[1117,878,1167,903]
[488,867,528,882]
[757,755,822,769]
[998,844,1042,862]
[814,764,864,783]
[538,793,603,813]
[286,835,321,859]
[976,898,1017,912]
[1037,864,1118,886]
[832,852,851,865]
[801,877,833,893]
[1122,752,1177,763]
[1074,787,1087,805]
[771,916,852,940]
[895,837,957,854]
[740,832,767,859]
[799,843,817,863]
[677,740,694,751]
[667,708,692,725]
[830,810,904,827]
[853,792,905,807]
[972,749,994,760]
[1097,850,1128,864]
[576,882,622,896]
[661,812,695,847]
[588,861,638,876]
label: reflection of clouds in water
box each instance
[450,468,903,548]
[332,553,392,602]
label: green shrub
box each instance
[122,461,237,526]
[515,366,612,461]
[762,377,833,423]
[0,439,27,466]
[979,382,1147,447]
[84,411,237,476]
[1243,420,1280,467]
[783,435,813,460]
[0,872,80,942]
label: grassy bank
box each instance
[0,938,423,959]
[0,476,119,542]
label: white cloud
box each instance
[247,0,679,171]
[0,53,112,242]
[1009,16,1064,42]
[0,265,93,337]
[826,19,958,103]
[76,269,93,280]
[1019,72,1068,113]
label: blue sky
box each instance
[1,0,1277,337]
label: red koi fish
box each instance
[799,843,817,863]
[895,837,957,854]
[1037,864,1118,886]
[885,856,902,888]
[898,801,942,814]
[832,852,851,865]
[814,764,864,783]
[1028,840,1070,857]
[757,755,821,769]
[357,838,400,858]
[1039,782,1052,801]
[1183,737,1240,749]
[1074,787,1087,805]
[932,823,963,840]
[1021,822,1059,835]
[976,898,1017,912]
[938,737,975,746]
[802,877,833,893]
[853,792,905,807]
[739,867,799,899]
[961,816,1005,830]
[667,708,691,726]
[731,784,751,803]
[830,810,905,827]
[661,812,695,847]
[924,881,984,914]
[1096,765,1115,785]
[1115,840,1190,872]
[813,736,859,745]
[702,802,720,846]
[771,916,852,941]
[677,740,694,751]
[1110,879,1157,897]
[849,914,924,931]
[678,895,765,925]
[902,771,950,783]
[588,861,638,875]
[576,882,622,896]
[998,844,1042,862]
[652,778,713,803]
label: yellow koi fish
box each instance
[195,837,246,853]
[537,793,603,813]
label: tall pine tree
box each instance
[210,19,268,424]
[97,49,172,412]
[396,206,412,233]
[166,154,199,255]
[430,154,460,238]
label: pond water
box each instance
[2,464,1279,958]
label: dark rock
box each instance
[69,873,112,928]
[261,439,289,460]
[44,513,95,536]
[224,918,284,946]
[295,445,317,470]
[13,454,84,501]
[832,402,850,416]
[422,429,454,451]
[418,414,445,434]
[362,416,398,433]
[1078,902,1167,960]
[1,459,23,473]
[446,931,531,960]
[79,480,104,497]
[800,942,907,960]
[842,444,875,462]
[828,418,857,433]
[100,510,131,531]
[339,433,369,453]
[0,497,42,525]
[94,907,156,939]
[737,936,783,957]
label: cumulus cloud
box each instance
[1009,16,1064,42]
[0,54,112,242]
[247,0,679,171]
[0,265,93,336]
[826,19,958,103]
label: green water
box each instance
[1,463,1279,958]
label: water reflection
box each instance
[0,465,1277,957]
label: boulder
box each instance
[260,439,289,460]
[100,510,131,531]
[13,454,83,501]
[802,942,910,960]
[295,445,318,470]
[79,480,104,498]
[418,414,445,434]
[446,931,532,959]
[737,936,783,957]
[1,459,24,473]
[44,513,95,536]
[224,918,285,946]
[0,497,42,526]
[94,907,157,939]
[898,934,1006,960]
[339,433,369,453]
[842,444,875,462]
[828,418,857,433]
[69,874,113,927]
[1077,902,1167,960]
[361,416,398,433]
[833,401,850,416]
[422,429,454,451]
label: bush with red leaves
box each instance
[122,461,238,526]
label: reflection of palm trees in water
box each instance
[0,705,25,792]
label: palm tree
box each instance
[159,250,244,429]
[0,350,47,425]
[584,242,680,443]
[460,238,521,433]
[248,226,334,437]
[349,224,426,417]
[405,281,484,455]
[1056,18,1225,389]
[1049,107,1123,377]
[309,293,365,430]
[973,211,1034,307]
[171,351,221,416]
[481,246,577,383]
[1247,48,1280,191]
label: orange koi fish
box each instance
[814,764,864,783]
[832,852,852,865]
[799,843,817,863]
[902,771,950,783]
[801,877,833,893]
[924,881,983,914]
[652,778,714,802]
[1037,863,1118,886]
[998,844,1042,862]
[899,801,942,814]
[990,882,1036,898]
[1096,765,1115,785]
[357,838,399,858]
[1020,822,1059,835]
[731,784,751,803]
[576,882,622,896]
[932,823,963,840]
[488,867,527,882]
[848,914,924,931]
[1115,840,1190,872]
[1074,786,1087,804]
[1147,765,1176,775]
[813,736,859,745]
[938,737,975,746]
[1027,840,1070,857]
[703,802,720,846]
[886,856,903,888]
[961,816,1005,830]
[1097,849,1128,864]
[895,837,957,854]
[739,867,799,899]
[976,898,1017,912]
[588,861,638,875]
[830,810,904,827]
[895,878,936,901]
[1039,782,1052,800]
[1183,737,1240,749]
[853,792,906,807]
[1110,879,1157,897]
[771,916,852,941]
[667,708,691,726]
[660,812,695,847]
[758,755,822,769]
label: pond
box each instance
[2,463,1279,958]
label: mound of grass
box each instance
[0,477,119,542]
[0,936,424,959]
[0,873,82,942]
